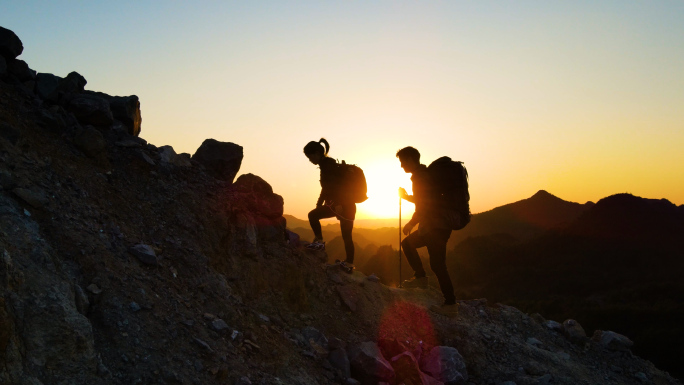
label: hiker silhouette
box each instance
[397,146,458,310]
[304,138,356,273]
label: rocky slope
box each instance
[1,26,682,385]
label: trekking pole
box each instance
[398,193,402,288]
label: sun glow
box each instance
[357,159,415,220]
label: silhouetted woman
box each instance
[303,138,355,273]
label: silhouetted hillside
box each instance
[447,194,684,379]
[446,189,592,250]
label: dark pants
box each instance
[308,205,355,264]
[401,228,455,303]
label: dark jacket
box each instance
[316,157,343,206]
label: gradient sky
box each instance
[3,1,683,220]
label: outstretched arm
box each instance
[399,188,416,203]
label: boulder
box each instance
[420,346,468,385]
[109,95,141,136]
[73,126,106,159]
[0,26,23,60]
[329,348,351,379]
[233,174,284,219]
[7,59,35,81]
[0,56,6,76]
[159,145,192,168]
[67,94,114,127]
[58,71,87,94]
[192,139,243,183]
[562,319,588,345]
[35,73,63,102]
[347,341,395,385]
[592,330,634,351]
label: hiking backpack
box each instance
[427,156,471,230]
[339,160,368,203]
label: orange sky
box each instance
[3,2,683,219]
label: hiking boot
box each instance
[340,261,354,274]
[430,302,459,317]
[305,241,325,251]
[401,275,428,289]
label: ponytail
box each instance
[304,137,330,157]
[318,138,330,156]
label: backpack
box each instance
[427,156,470,230]
[339,160,368,203]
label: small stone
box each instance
[193,338,213,352]
[544,320,562,332]
[129,302,141,312]
[635,372,649,383]
[536,374,552,385]
[526,337,543,348]
[211,319,229,331]
[87,284,102,294]
[129,244,158,266]
[367,274,380,282]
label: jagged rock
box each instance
[73,126,106,159]
[347,341,395,385]
[159,145,191,168]
[562,319,587,345]
[233,174,284,219]
[7,59,35,81]
[420,346,468,385]
[128,244,158,266]
[0,122,20,145]
[592,330,634,351]
[329,348,351,379]
[74,285,90,316]
[391,351,438,385]
[109,95,141,136]
[0,26,23,60]
[336,284,360,312]
[35,73,62,102]
[67,94,114,127]
[378,338,409,361]
[12,187,48,209]
[58,71,87,94]
[192,139,243,183]
[302,326,328,350]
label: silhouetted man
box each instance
[397,146,457,313]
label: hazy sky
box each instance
[3,1,683,220]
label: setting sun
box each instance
[357,158,415,220]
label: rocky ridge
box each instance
[1,26,682,385]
